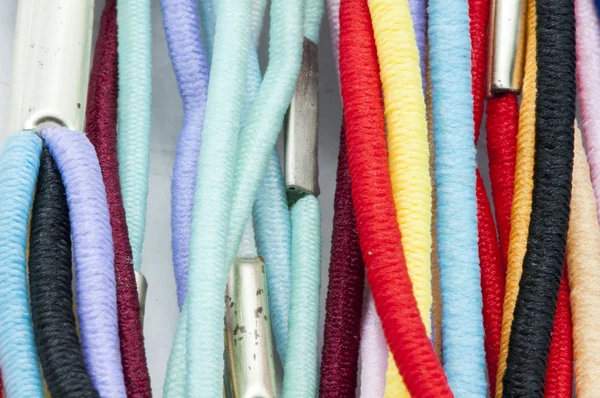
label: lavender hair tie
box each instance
[42,128,126,398]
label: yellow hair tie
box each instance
[367,0,431,395]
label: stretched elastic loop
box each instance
[0,132,44,398]
[161,0,210,308]
[575,0,600,229]
[428,0,487,393]
[117,0,152,271]
[566,125,600,397]
[86,1,151,394]
[180,0,253,393]
[495,0,537,394]
[359,287,388,397]
[29,147,98,398]
[42,128,126,397]
[502,0,576,391]
[282,196,322,397]
[319,125,365,397]
[339,0,452,394]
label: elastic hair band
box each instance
[282,195,322,397]
[367,0,432,394]
[495,0,537,394]
[359,286,388,397]
[575,0,600,229]
[86,1,151,395]
[339,0,452,394]
[428,0,487,393]
[116,0,152,271]
[467,0,506,393]
[161,0,210,309]
[42,128,127,397]
[0,132,44,397]
[29,147,98,398]
[543,266,573,397]
[486,94,518,265]
[502,0,576,391]
[566,124,600,397]
[319,124,365,397]
[176,0,253,392]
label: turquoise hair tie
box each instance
[0,132,44,398]
[117,0,152,271]
[428,0,487,394]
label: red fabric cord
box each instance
[543,268,573,398]
[468,0,505,393]
[476,172,505,394]
[486,94,518,266]
[319,123,365,397]
[85,1,152,396]
[339,0,452,395]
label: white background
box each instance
[0,0,492,395]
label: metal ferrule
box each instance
[8,0,94,134]
[135,271,148,326]
[224,257,277,398]
[486,0,526,97]
[284,37,320,197]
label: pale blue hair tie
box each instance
[0,132,44,398]
[428,0,487,394]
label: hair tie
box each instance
[116,0,153,271]
[544,267,573,397]
[502,0,576,392]
[319,124,365,397]
[495,0,537,395]
[161,0,210,309]
[367,0,432,394]
[86,1,151,395]
[339,0,452,394]
[359,287,388,397]
[42,128,127,398]
[0,132,44,397]
[29,147,98,398]
[486,95,518,265]
[428,0,487,393]
[566,124,600,396]
[467,0,508,393]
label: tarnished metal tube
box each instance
[225,257,277,398]
[284,38,320,197]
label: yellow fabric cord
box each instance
[567,124,600,398]
[494,0,536,395]
[367,0,431,396]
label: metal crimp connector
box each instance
[486,0,526,97]
[224,257,277,398]
[284,37,320,197]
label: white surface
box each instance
[0,0,495,395]
[0,0,343,394]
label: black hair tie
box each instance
[28,147,99,397]
[502,0,576,395]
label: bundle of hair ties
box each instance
[0,0,597,395]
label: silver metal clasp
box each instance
[486,0,526,97]
[224,257,277,398]
[8,0,94,134]
[284,37,320,197]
